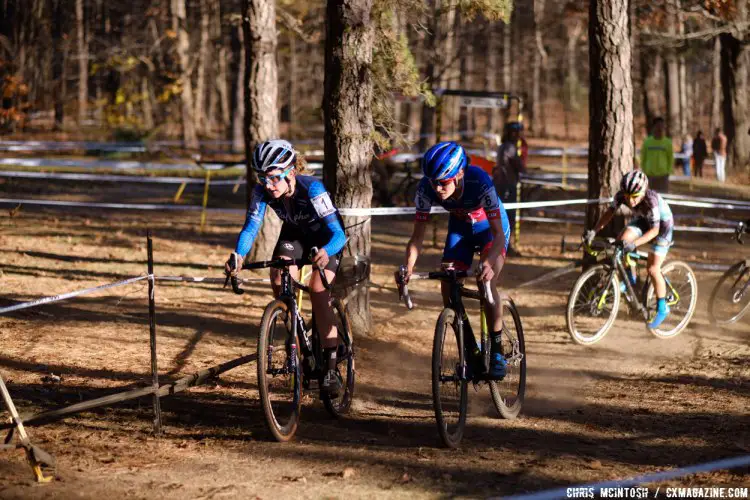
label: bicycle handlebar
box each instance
[737,222,746,244]
[396,266,495,309]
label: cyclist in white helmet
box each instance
[224,139,347,396]
[583,170,675,328]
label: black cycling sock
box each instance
[491,330,503,353]
[323,348,337,371]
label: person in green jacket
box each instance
[639,117,674,193]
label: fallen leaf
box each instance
[588,459,603,470]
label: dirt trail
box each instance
[0,198,749,498]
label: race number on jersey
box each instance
[311,192,336,218]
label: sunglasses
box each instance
[260,165,294,186]
[625,191,645,201]
[430,177,455,188]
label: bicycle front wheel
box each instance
[257,300,302,442]
[432,308,468,448]
[645,260,698,338]
[322,298,356,417]
[489,297,526,419]
[565,264,620,345]
[708,260,750,325]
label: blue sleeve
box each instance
[308,181,347,256]
[414,177,433,221]
[234,186,267,257]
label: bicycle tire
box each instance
[645,260,698,338]
[257,299,302,442]
[432,308,468,448]
[565,264,621,345]
[322,298,356,417]
[489,297,526,419]
[708,260,750,325]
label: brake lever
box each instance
[397,265,413,310]
[310,247,331,290]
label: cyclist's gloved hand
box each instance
[478,259,495,282]
[583,229,596,245]
[623,241,636,253]
[395,265,411,285]
[311,247,329,269]
[224,252,243,276]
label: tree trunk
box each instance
[720,4,750,175]
[564,18,583,140]
[243,0,281,260]
[76,0,88,124]
[532,0,547,137]
[587,0,634,232]
[664,1,680,139]
[172,0,198,149]
[418,0,439,150]
[51,0,65,130]
[711,36,722,132]
[323,0,374,336]
[231,24,245,150]
[195,0,210,135]
[677,3,687,137]
[485,21,498,134]
[142,78,155,130]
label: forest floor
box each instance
[0,177,749,499]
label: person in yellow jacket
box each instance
[639,117,674,193]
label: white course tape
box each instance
[0,198,246,214]
[501,453,750,500]
[0,170,244,185]
[0,275,149,315]
[156,276,270,284]
[663,192,750,208]
[0,157,240,171]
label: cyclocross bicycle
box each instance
[708,222,750,325]
[396,266,526,448]
[566,238,698,345]
[227,249,355,442]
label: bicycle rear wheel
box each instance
[489,297,526,419]
[708,260,750,325]
[565,264,620,345]
[645,260,698,338]
[322,299,356,417]
[432,308,468,448]
[257,300,302,442]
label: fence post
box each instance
[200,170,212,231]
[146,231,163,436]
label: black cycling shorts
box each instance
[272,223,341,273]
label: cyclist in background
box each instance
[583,170,674,329]
[399,141,511,378]
[224,140,347,396]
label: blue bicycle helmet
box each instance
[422,141,468,181]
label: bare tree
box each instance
[664,0,680,138]
[719,0,750,173]
[587,0,634,231]
[323,0,374,335]
[172,0,198,148]
[532,0,547,136]
[711,36,722,131]
[76,0,88,124]
[195,0,210,134]
[243,0,281,260]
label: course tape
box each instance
[0,275,149,315]
[156,276,270,284]
[0,170,243,185]
[0,197,612,216]
[501,453,750,500]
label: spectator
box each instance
[493,121,525,257]
[639,117,674,193]
[680,134,693,177]
[711,127,728,182]
[692,131,707,178]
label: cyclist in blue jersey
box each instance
[398,141,511,378]
[224,139,347,395]
[583,170,674,328]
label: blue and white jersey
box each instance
[234,175,346,257]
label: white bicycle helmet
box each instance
[252,139,296,174]
[621,170,648,195]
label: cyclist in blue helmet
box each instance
[398,141,512,379]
